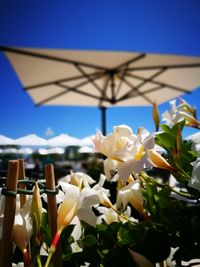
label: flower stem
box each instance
[44,249,54,267]
[44,229,62,267]
[36,254,42,267]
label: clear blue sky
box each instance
[0,0,200,139]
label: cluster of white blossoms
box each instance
[162,98,200,128]
[93,124,173,182]
[0,98,199,266]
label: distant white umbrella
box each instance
[18,147,33,155]
[0,135,15,145]
[185,132,200,153]
[154,144,167,154]
[47,133,80,147]
[3,148,18,154]
[79,135,95,147]
[78,146,94,153]
[38,148,48,155]
[47,147,65,154]
[14,134,47,146]
[185,131,200,144]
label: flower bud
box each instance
[31,183,42,241]
[152,103,160,131]
[148,149,176,172]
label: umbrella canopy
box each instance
[0,135,15,145]
[1,46,200,134]
[2,148,18,154]
[47,133,80,147]
[78,146,94,154]
[14,134,47,146]
[185,131,200,144]
[47,147,65,154]
[17,147,33,155]
[79,135,95,147]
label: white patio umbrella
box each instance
[17,147,33,155]
[14,134,47,146]
[2,148,18,154]
[38,148,48,155]
[185,132,200,153]
[1,46,200,135]
[78,146,94,154]
[185,131,200,144]
[47,133,80,147]
[0,135,15,145]
[47,147,65,154]
[79,135,95,147]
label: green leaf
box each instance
[156,132,176,149]
[79,235,97,247]
[172,120,185,134]
[160,124,172,134]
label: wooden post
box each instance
[45,164,62,267]
[0,160,19,267]
[18,159,27,208]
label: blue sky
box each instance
[0,0,200,139]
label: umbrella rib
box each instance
[116,53,146,69]
[74,63,105,94]
[117,85,164,104]
[117,68,167,101]
[0,46,108,71]
[126,72,191,94]
[24,71,103,90]
[118,85,164,102]
[57,83,107,102]
[57,71,109,98]
[120,77,153,105]
[35,83,106,106]
[126,62,200,71]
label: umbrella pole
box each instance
[100,106,107,136]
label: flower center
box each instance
[135,146,145,161]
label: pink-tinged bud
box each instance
[51,228,62,251]
[152,103,160,131]
[57,201,78,231]
[148,149,176,173]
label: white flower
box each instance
[77,187,101,226]
[96,207,119,224]
[59,172,96,190]
[94,125,155,181]
[12,263,24,267]
[117,128,155,181]
[162,98,199,127]
[58,182,102,227]
[93,125,136,160]
[70,216,82,252]
[117,180,147,219]
[188,158,200,191]
[103,158,118,181]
